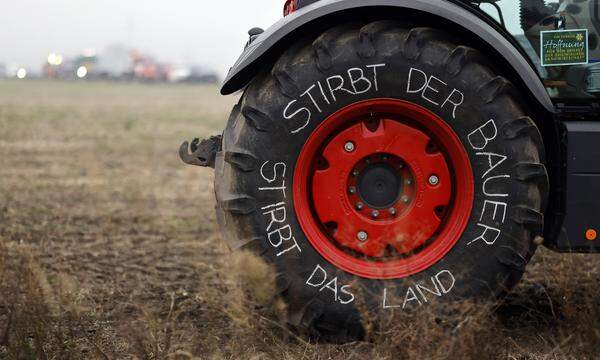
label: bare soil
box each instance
[0,80,598,359]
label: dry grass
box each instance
[0,79,598,359]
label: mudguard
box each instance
[220,0,554,113]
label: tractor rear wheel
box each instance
[214,21,548,341]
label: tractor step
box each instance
[179,135,222,168]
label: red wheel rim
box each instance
[293,99,474,279]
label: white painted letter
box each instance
[320,277,339,301]
[421,75,447,106]
[382,288,402,309]
[483,175,510,197]
[300,84,322,113]
[468,119,498,150]
[339,285,355,305]
[326,75,356,102]
[263,206,286,231]
[367,63,386,91]
[476,152,508,178]
[403,287,422,309]
[434,270,456,294]
[306,264,327,287]
[284,99,311,134]
[480,200,508,223]
[469,223,502,245]
[267,225,292,247]
[416,280,442,303]
[260,161,287,184]
[406,67,428,94]
[441,88,464,119]
[347,67,372,94]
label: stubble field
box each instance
[0,80,598,359]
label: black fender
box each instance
[220,0,554,114]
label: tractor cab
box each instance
[478,0,600,99]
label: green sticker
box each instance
[541,29,589,67]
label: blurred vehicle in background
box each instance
[130,50,169,82]
[95,44,132,79]
[41,45,219,84]
[4,64,29,79]
[167,65,219,84]
[43,49,96,80]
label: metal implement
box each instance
[179,135,222,168]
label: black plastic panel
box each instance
[555,121,600,252]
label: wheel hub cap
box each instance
[357,160,402,209]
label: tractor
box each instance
[180,0,600,341]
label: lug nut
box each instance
[356,202,364,210]
[357,231,368,242]
[428,175,440,186]
[344,141,355,152]
[401,195,410,203]
[371,210,380,218]
[348,186,357,194]
[389,207,397,216]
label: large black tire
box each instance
[214,21,548,342]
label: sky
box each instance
[1,0,522,77]
[0,0,283,76]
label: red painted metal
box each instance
[293,99,474,279]
[284,0,298,16]
[311,119,452,257]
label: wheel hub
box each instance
[356,159,402,209]
[347,152,416,224]
[293,99,474,279]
